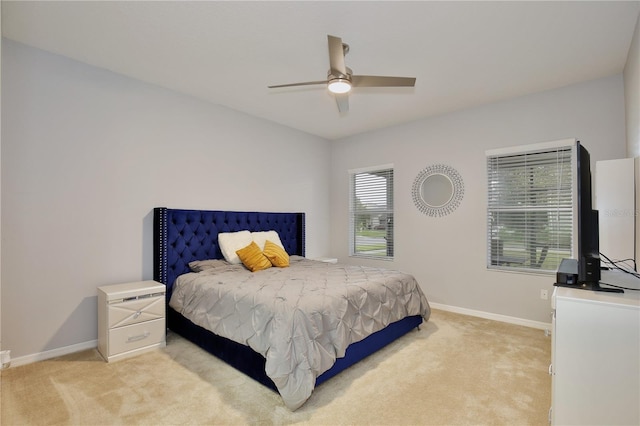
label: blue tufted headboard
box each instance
[153,207,305,296]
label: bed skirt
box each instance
[168,307,422,390]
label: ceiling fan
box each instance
[268,35,416,113]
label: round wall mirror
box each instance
[412,164,464,217]
[421,173,454,207]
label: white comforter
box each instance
[169,257,430,410]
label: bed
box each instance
[153,207,430,409]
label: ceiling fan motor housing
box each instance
[328,66,352,81]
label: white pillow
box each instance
[251,231,284,251]
[218,230,252,264]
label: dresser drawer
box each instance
[107,318,165,356]
[108,295,164,328]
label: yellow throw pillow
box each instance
[263,239,290,267]
[236,241,272,272]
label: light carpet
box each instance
[1,309,551,425]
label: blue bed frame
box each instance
[153,207,422,392]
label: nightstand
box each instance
[97,280,166,362]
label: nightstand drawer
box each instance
[107,318,165,356]
[108,295,164,328]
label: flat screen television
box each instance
[577,141,601,284]
[557,141,623,293]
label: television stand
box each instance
[580,281,624,293]
[555,259,624,293]
[554,281,624,293]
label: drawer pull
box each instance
[127,331,150,343]
[133,311,141,319]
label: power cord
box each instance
[599,252,640,291]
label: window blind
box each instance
[487,144,574,272]
[349,167,394,259]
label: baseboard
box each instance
[9,340,98,368]
[7,304,551,368]
[429,302,552,331]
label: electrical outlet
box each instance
[540,289,549,300]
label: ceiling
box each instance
[2,1,639,140]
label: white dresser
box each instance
[98,280,166,362]
[550,272,640,425]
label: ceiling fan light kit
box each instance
[268,35,416,112]
[328,78,351,94]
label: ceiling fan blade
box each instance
[328,35,347,76]
[268,80,328,89]
[351,75,416,88]
[335,93,349,113]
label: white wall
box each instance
[1,33,633,359]
[330,75,627,324]
[0,5,3,353]
[625,13,640,157]
[623,14,640,264]
[1,40,331,359]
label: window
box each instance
[486,140,575,273]
[349,165,394,259]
